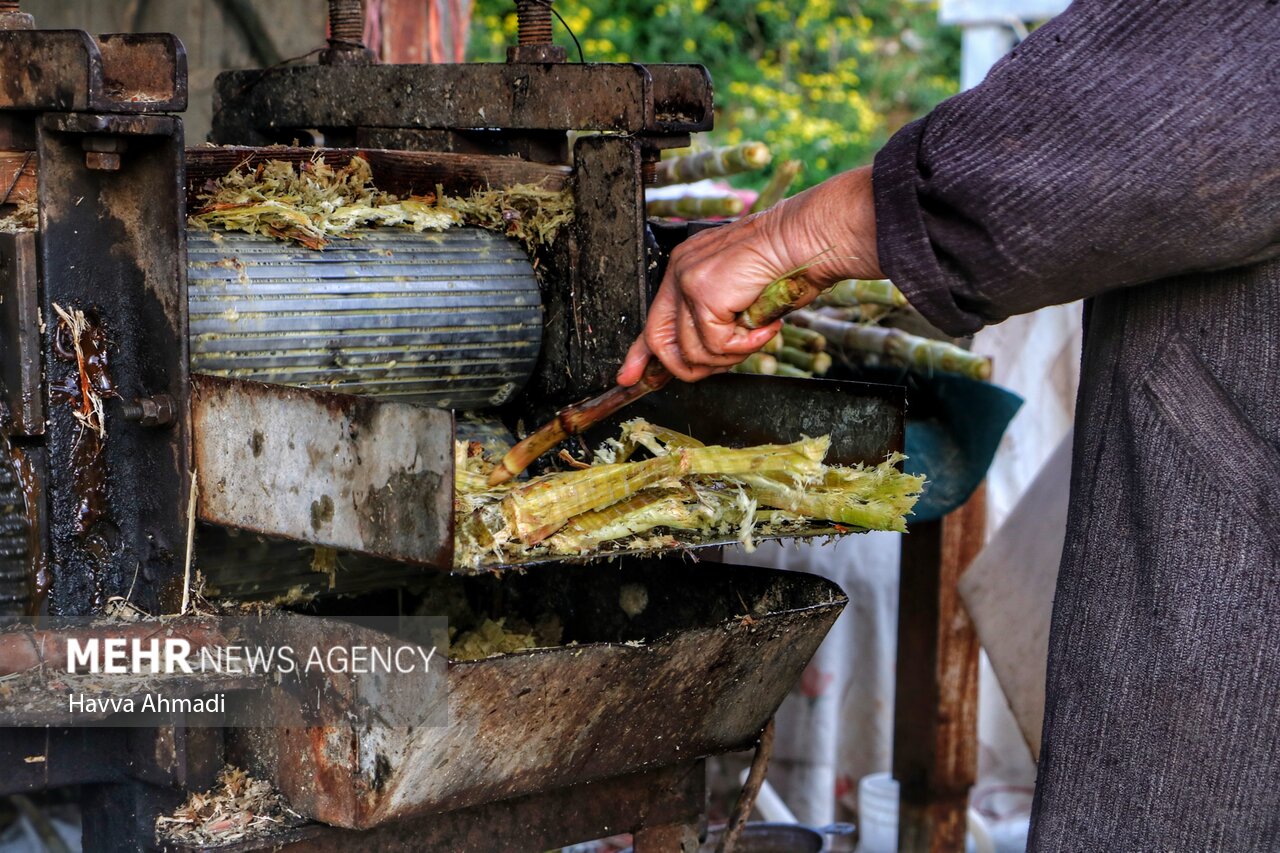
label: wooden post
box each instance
[893,483,985,852]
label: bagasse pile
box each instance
[156,765,304,845]
[189,154,573,251]
[455,419,924,569]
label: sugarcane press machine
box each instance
[0,2,905,850]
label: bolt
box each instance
[0,0,33,30]
[121,394,176,428]
[515,0,554,45]
[642,159,659,186]
[507,0,566,63]
[322,0,375,65]
[327,0,364,46]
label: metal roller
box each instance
[188,227,542,409]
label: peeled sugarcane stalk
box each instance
[730,352,778,375]
[488,255,833,486]
[820,279,908,309]
[748,159,802,214]
[653,142,772,187]
[646,195,746,219]
[773,363,814,379]
[781,323,825,352]
[503,438,828,544]
[549,489,718,552]
[791,310,992,381]
[761,331,783,353]
[457,419,926,567]
[778,346,832,376]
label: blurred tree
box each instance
[471,0,960,189]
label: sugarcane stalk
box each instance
[778,346,832,375]
[503,438,828,544]
[816,305,862,322]
[646,195,746,219]
[653,142,772,187]
[490,254,838,486]
[790,310,992,381]
[760,331,783,353]
[487,359,672,486]
[772,362,813,379]
[730,352,778,375]
[739,458,924,534]
[780,323,825,352]
[747,160,802,214]
[820,279,907,308]
[548,490,715,552]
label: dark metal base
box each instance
[165,761,705,853]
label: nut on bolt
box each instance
[121,394,176,428]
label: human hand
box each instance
[617,166,883,385]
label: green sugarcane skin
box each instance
[781,324,826,352]
[778,346,832,375]
[791,310,991,381]
[732,352,778,375]
[655,142,772,187]
[773,363,814,379]
[741,277,814,328]
[822,279,908,308]
[646,195,746,218]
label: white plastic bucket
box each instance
[856,772,994,853]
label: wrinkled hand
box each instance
[618,166,883,385]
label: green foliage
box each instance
[471,0,959,190]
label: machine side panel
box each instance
[191,375,454,568]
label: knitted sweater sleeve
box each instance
[872,0,1280,336]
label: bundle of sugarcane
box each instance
[733,325,830,379]
[790,309,992,381]
[653,142,772,187]
[190,154,573,251]
[454,419,924,568]
[646,195,746,219]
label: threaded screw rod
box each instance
[328,0,365,47]
[515,0,554,45]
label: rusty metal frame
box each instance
[36,108,189,622]
[210,62,711,145]
[0,230,43,435]
[0,30,187,113]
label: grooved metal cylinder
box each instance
[187,228,542,410]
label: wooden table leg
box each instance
[893,484,986,853]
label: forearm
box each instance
[873,0,1280,337]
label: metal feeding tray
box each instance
[190,372,904,574]
[221,557,847,831]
